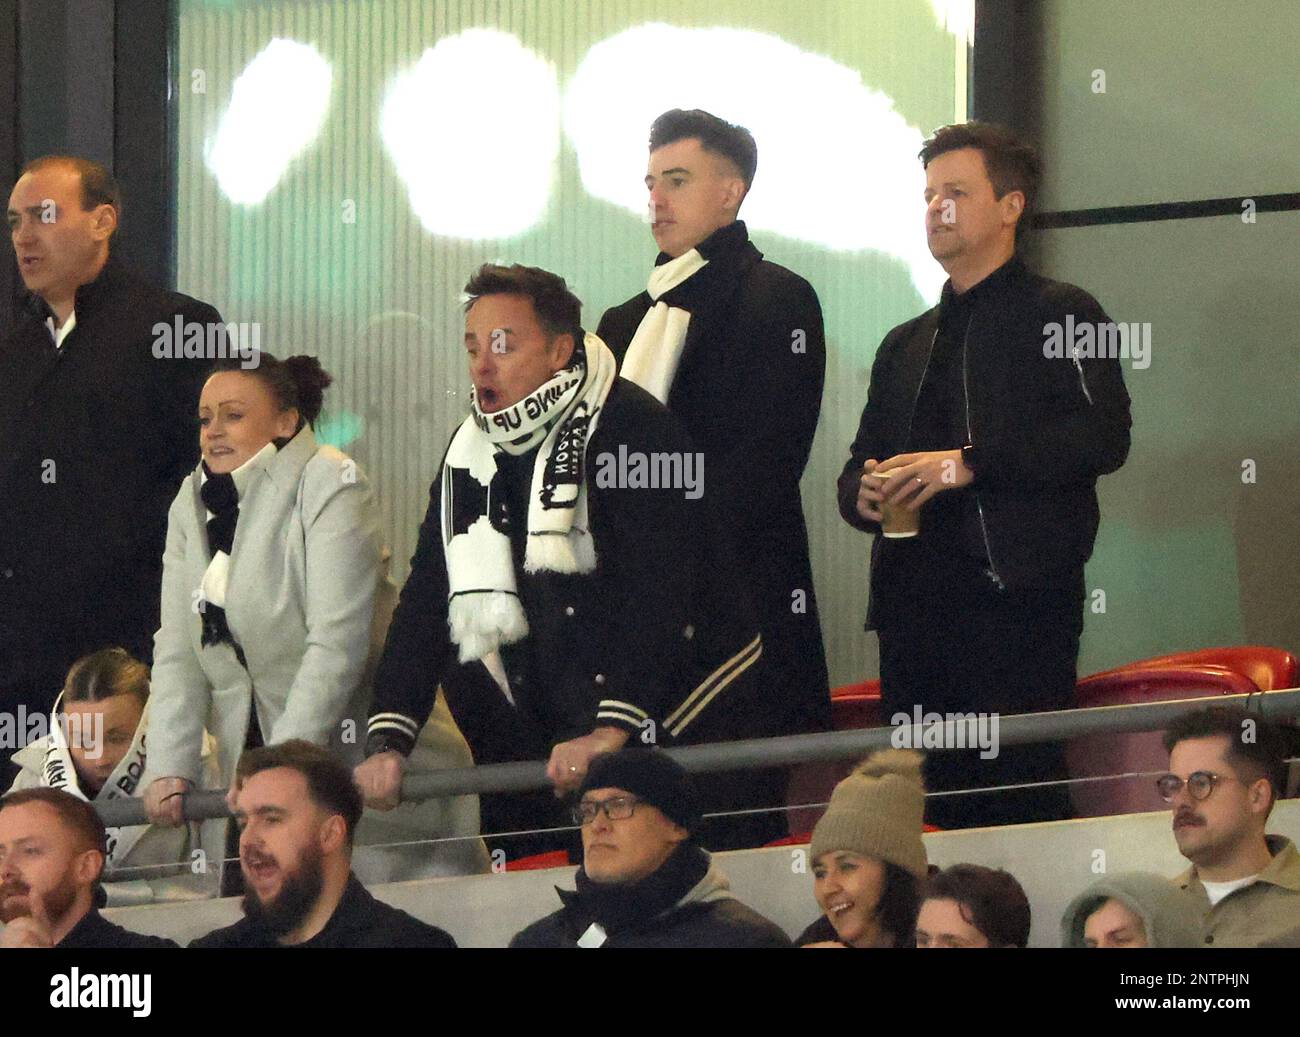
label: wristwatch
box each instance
[960,443,981,477]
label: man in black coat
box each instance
[0,787,176,948]
[356,265,768,855]
[838,123,1132,827]
[0,156,221,781]
[510,748,790,948]
[191,741,456,948]
[597,110,830,841]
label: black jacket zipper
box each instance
[902,327,940,450]
[960,316,1005,590]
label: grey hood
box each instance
[1061,871,1202,948]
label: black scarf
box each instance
[653,219,760,314]
[199,466,239,649]
[565,842,710,938]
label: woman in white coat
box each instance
[142,353,483,880]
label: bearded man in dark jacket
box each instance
[510,748,790,948]
[838,123,1132,828]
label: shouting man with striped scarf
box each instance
[356,265,765,857]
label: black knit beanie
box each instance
[578,748,701,834]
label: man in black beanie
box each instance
[509,748,790,948]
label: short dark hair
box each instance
[209,352,333,429]
[1162,706,1290,811]
[919,121,1041,237]
[235,740,363,845]
[63,647,149,706]
[463,263,583,344]
[22,154,123,229]
[878,860,922,948]
[0,787,108,860]
[649,109,757,190]
[923,864,1031,947]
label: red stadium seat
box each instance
[1067,664,1261,818]
[504,850,571,872]
[1093,644,1297,692]
[830,679,883,731]
[830,679,881,699]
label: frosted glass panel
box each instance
[175,0,970,686]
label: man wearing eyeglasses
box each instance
[510,749,790,948]
[1159,707,1300,947]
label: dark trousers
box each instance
[877,583,1082,829]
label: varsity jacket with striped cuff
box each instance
[365,377,766,761]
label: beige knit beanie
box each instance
[808,749,928,880]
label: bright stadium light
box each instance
[931,0,976,46]
[564,23,945,301]
[381,29,560,239]
[206,38,333,206]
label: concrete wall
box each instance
[98,800,1300,948]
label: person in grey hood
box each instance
[1061,872,1202,948]
[510,748,789,948]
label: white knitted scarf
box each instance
[441,333,617,693]
[618,248,710,403]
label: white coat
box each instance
[146,426,484,877]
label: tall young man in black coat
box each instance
[355,265,767,855]
[0,157,221,782]
[838,123,1132,828]
[597,110,831,838]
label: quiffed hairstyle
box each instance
[210,352,333,429]
[63,647,150,705]
[22,155,123,230]
[235,740,363,844]
[919,121,1041,237]
[1162,706,1290,811]
[463,263,584,345]
[923,863,1032,948]
[649,108,757,190]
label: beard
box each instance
[0,874,78,926]
[240,844,325,937]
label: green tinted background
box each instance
[176,0,969,688]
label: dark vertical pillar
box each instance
[971,0,1045,261]
[0,0,18,332]
[113,0,177,286]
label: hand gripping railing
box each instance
[94,687,1300,827]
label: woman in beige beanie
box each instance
[796,749,929,948]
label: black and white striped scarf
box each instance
[198,442,276,648]
[441,333,617,675]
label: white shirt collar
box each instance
[45,310,77,349]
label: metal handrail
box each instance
[93,687,1300,827]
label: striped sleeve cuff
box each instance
[595,699,651,735]
[366,712,420,757]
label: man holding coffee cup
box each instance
[837,122,1131,828]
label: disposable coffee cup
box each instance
[875,469,921,538]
